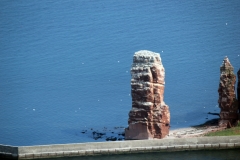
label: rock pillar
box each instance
[218,57,238,128]
[238,69,240,115]
[125,50,170,140]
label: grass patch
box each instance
[205,122,240,136]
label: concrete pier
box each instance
[1,136,240,159]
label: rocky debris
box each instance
[92,131,106,140]
[166,126,224,139]
[80,127,125,141]
[81,130,87,134]
[106,136,117,141]
[218,57,238,128]
[125,50,170,140]
[118,133,125,136]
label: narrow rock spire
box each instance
[125,50,170,140]
[218,57,238,128]
[237,69,240,114]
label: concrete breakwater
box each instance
[1,136,240,159]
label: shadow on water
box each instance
[38,149,240,160]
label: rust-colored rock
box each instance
[125,50,170,140]
[238,69,240,115]
[218,57,238,128]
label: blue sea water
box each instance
[0,0,240,146]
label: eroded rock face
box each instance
[218,57,238,128]
[238,69,240,114]
[125,50,170,140]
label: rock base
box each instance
[125,104,170,140]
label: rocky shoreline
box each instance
[166,119,226,139]
[166,126,224,139]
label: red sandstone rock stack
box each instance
[238,69,240,115]
[125,50,170,140]
[218,57,238,128]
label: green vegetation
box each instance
[205,122,240,136]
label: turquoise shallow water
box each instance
[0,0,240,146]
